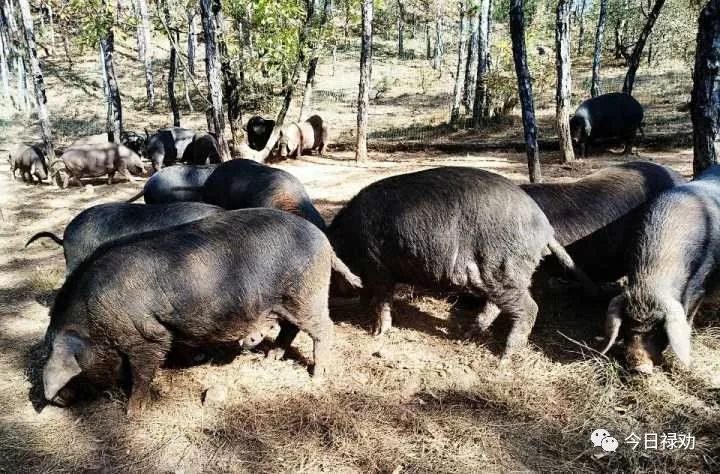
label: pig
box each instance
[70,132,145,156]
[126,164,217,204]
[569,92,644,157]
[245,116,275,151]
[182,133,222,165]
[41,209,362,415]
[57,143,145,187]
[202,159,326,229]
[601,165,720,374]
[327,166,596,359]
[277,115,328,159]
[26,202,223,275]
[144,126,196,171]
[8,143,48,184]
[521,162,684,282]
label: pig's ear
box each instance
[664,299,691,366]
[43,333,85,401]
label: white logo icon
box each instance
[591,429,611,447]
[601,436,619,452]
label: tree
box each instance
[135,0,155,108]
[211,0,241,153]
[17,0,57,179]
[462,11,479,111]
[450,0,466,125]
[397,0,405,58]
[509,0,541,182]
[300,0,333,121]
[590,0,608,97]
[186,6,196,76]
[100,28,122,143]
[162,0,180,126]
[576,0,587,54]
[0,22,9,100]
[432,1,444,70]
[622,0,666,95]
[199,0,230,159]
[356,0,373,162]
[691,0,720,177]
[556,0,574,162]
[472,0,490,127]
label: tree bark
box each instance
[576,0,586,55]
[100,29,122,144]
[622,0,666,95]
[18,0,57,173]
[0,27,9,100]
[187,8,196,77]
[199,0,230,159]
[509,0,541,182]
[397,0,404,58]
[556,0,574,162]
[590,0,607,97]
[432,3,444,70]
[99,44,113,140]
[300,0,332,121]
[425,22,431,60]
[450,0,466,125]
[356,0,373,162]
[462,12,479,111]
[472,0,490,127]
[691,0,720,177]
[136,0,154,108]
[163,1,180,126]
[212,0,241,154]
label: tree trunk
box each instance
[450,1,466,125]
[100,29,122,143]
[462,12,479,111]
[590,0,607,97]
[0,29,9,100]
[212,0,241,154]
[472,0,490,127]
[299,0,332,121]
[99,44,113,140]
[16,56,29,111]
[556,0,574,162]
[691,0,720,177]
[187,8,196,77]
[136,0,154,108]
[483,0,493,118]
[163,1,180,126]
[18,0,57,173]
[45,3,54,54]
[576,0,586,55]
[199,0,230,159]
[182,66,193,112]
[432,4,443,70]
[356,0,373,162]
[509,0,541,182]
[397,0,404,58]
[425,22,431,60]
[622,0,666,95]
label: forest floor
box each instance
[0,35,718,472]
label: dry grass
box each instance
[0,35,718,473]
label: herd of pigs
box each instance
[6,92,719,416]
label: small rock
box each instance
[203,384,228,406]
[84,184,94,194]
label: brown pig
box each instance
[277,114,328,159]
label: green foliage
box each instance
[64,0,115,47]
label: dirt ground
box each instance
[1,36,719,472]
